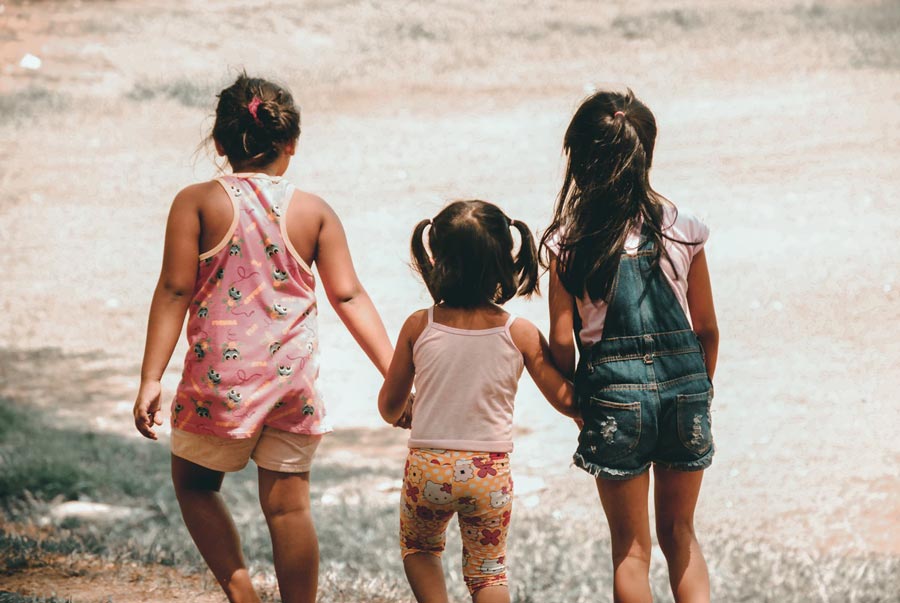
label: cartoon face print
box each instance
[454,459,475,483]
[302,403,315,416]
[228,235,243,257]
[273,269,289,283]
[193,342,206,360]
[277,365,293,377]
[228,287,242,301]
[195,300,210,318]
[223,389,242,411]
[193,398,211,419]
[271,203,282,218]
[269,341,282,355]
[489,487,511,509]
[222,342,241,361]
[265,243,280,258]
[173,403,184,424]
[273,400,285,409]
[479,557,505,576]
[423,481,453,505]
[271,303,289,318]
[206,367,221,385]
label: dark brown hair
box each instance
[539,89,694,301]
[211,73,301,169]
[411,200,539,308]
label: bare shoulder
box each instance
[290,189,333,217]
[173,180,221,205]
[508,316,541,352]
[403,308,431,345]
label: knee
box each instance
[260,494,310,520]
[656,517,697,553]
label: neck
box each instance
[231,155,289,176]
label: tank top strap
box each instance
[427,305,435,325]
[504,313,517,330]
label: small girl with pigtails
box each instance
[133,73,393,603]
[379,200,579,603]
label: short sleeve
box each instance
[671,208,709,260]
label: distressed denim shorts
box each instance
[574,364,715,480]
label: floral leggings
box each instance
[400,448,513,594]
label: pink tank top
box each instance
[408,307,524,453]
[172,173,329,438]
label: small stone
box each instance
[105,298,121,309]
[20,53,42,70]
[771,301,784,311]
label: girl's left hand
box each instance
[134,380,164,440]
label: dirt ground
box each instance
[1,0,899,599]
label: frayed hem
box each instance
[652,455,714,473]
[572,454,651,481]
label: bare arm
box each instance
[548,256,577,379]
[315,202,393,376]
[510,318,579,419]
[133,188,200,439]
[685,249,719,381]
[377,311,426,424]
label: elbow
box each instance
[694,324,719,343]
[377,391,399,424]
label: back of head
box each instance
[411,200,539,308]
[540,89,671,301]
[212,73,301,169]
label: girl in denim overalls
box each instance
[541,90,719,603]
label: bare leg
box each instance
[258,468,318,603]
[472,585,510,603]
[595,472,653,603]
[653,466,709,603]
[171,455,260,603]
[404,553,449,603]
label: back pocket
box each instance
[676,391,712,455]
[581,398,642,462]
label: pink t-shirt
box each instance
[172,174,330,439]
[550,205,709,346]
[408,308,524,453]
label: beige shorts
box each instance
[171,427,323,474]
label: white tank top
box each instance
[408,307,525,453]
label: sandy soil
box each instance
[1,0,899,599]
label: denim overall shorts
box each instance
[573,234,714,480]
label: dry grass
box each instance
[1,402,896,602]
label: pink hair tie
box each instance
[247,96,262,123]
[613,111,626,118]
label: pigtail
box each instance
[410,219,439,303]
[510,219,539,298]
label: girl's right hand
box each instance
[392,392,415,430]
[134,380,164,440]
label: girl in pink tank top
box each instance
[378,200,579,603]
[132,73,393,603]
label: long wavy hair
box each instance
[540,89,692,301]
[411,200,539,308]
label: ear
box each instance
[214,139,226,157]
[283,139,297,156]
